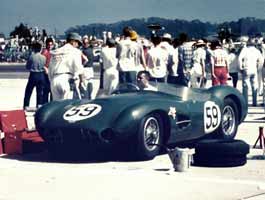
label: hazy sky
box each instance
[1,0,265,35]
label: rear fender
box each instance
[208,86,248,123]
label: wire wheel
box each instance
[221,105,236,137]
[143,117,160,151]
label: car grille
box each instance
[41,128,105,146]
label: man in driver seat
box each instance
[137,71,158,91]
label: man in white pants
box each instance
[101,39,119,95]
[238,39,264,106]
[190,40,206,88]
[48,32,85,101]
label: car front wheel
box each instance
[135,113,164,160]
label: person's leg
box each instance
[119,71,126,84]
[219,67,228,85]
[242,72,249,105]
[167,75,178,85]
[250,74,258,106]
[212,68,220,86]
[257,66,263,95]
[36,73,45,107]
[157,77,165,83]
[23,73,35,108]
[42,73,50,103]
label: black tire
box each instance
[193,154,247,167]
[135,113,164,160]
[193,139,249,167]
[195,139,250,156]
[214,98,239,139]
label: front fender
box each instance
[111,101,169,138]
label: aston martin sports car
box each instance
[34,82,247,160]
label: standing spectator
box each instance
[227,48,239,88]
[23,41,46,109]
[210,40,229,86]
[146,35,168,82]
[167,38,180,85]
[48,32,85,101]
[116,27,138,84]
[177,33,194,86]
[101,39,119,95]
[160,33,175,84]
[190,40,206,88]
[258,38,265,96]
[81,35,96,99]
[41,37,54,103]
[238,39,264,106]
[130,30,147,72]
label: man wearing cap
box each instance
[116,27,139,84]
[160,33,175,84]
[130,30,147,73]
[190,39,206,88]
[48,32,85,100]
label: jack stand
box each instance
[253,126,265,149]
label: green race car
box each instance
[35,82,247,160]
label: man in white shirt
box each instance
[238,39,264,106]
[101,39,119,95]
[116,27,139,84]
[146,35,169,82]
[190,40,206,88]
[48,32,85,100]
[258,38,265,96]
[160,33,177,84]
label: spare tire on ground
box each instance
[193,139,250,167]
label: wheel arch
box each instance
[224,94,243,122]
[151,110,171,145]
[209,86,247,123]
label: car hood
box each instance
[35,92,172,132]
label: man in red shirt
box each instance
[41,37,54,103]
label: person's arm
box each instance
[210,54,216,78]
[140,46,147,70]
[81,53,88,65]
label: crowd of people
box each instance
[22,26,265,109]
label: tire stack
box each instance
[193,139,250,167]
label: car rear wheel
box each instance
[214,98,239,139]
[135,113,163,160]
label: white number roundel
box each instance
[204,101,221,133]
[63,103,102,122]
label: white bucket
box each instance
[168,148,193,172]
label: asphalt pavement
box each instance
[0,63,265,200]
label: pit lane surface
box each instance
[0,63,265,200]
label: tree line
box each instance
[66,17,265,40]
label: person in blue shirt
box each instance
[23,41,46,109]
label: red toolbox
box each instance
[0,110,44,155]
